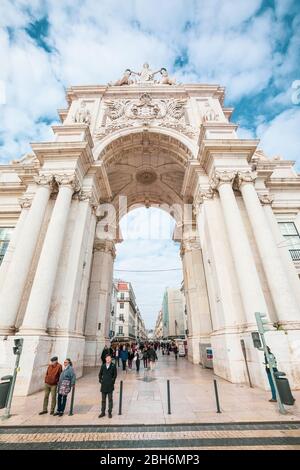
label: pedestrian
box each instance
[148,345,158,371]
[98,354,117,418]
[39,356,62,416]
[173,344,178,361]
[120,346,128,371]
[142,347,149,369]
[101,345,110,364]
[54,358,76,416]
[115,346,120,367]
[134,349,141,372]
[128,348,134,369]
[265,346,278,402]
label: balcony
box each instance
[290,249,300,261]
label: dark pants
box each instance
[143,358,148,368]
[57,394,67,413]
[101,392,113,414]
[122,360,127,371]
[266,369,277,400]
[136,359,140,372]
[175,353,178,360]
[116,357,120,367]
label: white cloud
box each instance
[257,107,300,167]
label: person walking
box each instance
[265,346,278,402]
[173,344,178,361]
[148,345,158,371]
[120,346,128,371]
[134,349,141,372]
[99,354,117,418]
[115,346,120,367]
[39,356,62,416]
[54,358,76,416]
[142,347,149,369]
[128,348,134,369]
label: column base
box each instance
[83,336,108,367]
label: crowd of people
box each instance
[38,340,183,420]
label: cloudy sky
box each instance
[1,0,299,328]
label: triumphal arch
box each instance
[0,64,300,395]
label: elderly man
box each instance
[98,354,117,418]
[39,356,62,415]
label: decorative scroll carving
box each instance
[93,239,116,258]
[193,187,215,215]
[18,196,33,209]
[54,173,80,192]
[258,193,274,205]
[210,170,236,190]
[236,170,256,188]
[34,174,54,187]
[94,94,196,140]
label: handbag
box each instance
[59,379,71,396]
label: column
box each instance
[19,173,79,335]
[237,171,300,324]
[211,170,269,325]
[0,175,53,334]
[54,191,97,335]
[0,196,31,288]
[180,236,212,363]
[84,238,115,366]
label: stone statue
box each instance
[74,102,91,124]
[159,68,176,85]
[111,69,134,86]
[131,63,161,83]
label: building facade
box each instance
[113,280,146,343]
[154,310,163,340]
[161,288,186,339]
[0,64,300,395]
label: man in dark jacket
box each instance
[99,354,117,418]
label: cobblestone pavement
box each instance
[0,422,300,449]
[1,353,300,427]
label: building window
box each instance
[120,293,125,300]
[118,326,123,334]
[119,314,124,321]
[278,222,300,261]
[0,228,13,265]
[120,302,124,309]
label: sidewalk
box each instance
[1,352,300,426]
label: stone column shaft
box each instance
[238,174,300,324]
[20,178,77,334]
[0,179,52,334]
[212,171,268,325]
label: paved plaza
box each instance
[1,353,300,426]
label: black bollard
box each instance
[167,379,171,415]
[213,379,221,413]
[68,385,75,416]
[118,380,123,416]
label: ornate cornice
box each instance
[210,170,236,190]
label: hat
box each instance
[51,356,58,362]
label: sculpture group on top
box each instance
[110,63,176,86]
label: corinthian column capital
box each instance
[180,237,202,257]
[258,193,274,205]
[54,173,80,192]
[34,173,54,188]
[94,239,116,259]
[18,195,34,209]
[193,187,215,215]
[210,170,236,190]
[236,170,257,189]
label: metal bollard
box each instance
[213,378,221,413]
[68,385,75,416]
[118,380,123,416]
[167,379,171,415]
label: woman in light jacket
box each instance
[54,358,76,416]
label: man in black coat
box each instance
[98,354,117,418]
